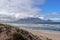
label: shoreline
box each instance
[20,27,60,40]
[20,27,60,34]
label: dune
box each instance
[0,24,51,40]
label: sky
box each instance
[37,0,60,21]
[0,0,60,21]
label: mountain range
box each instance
[1,17,60,24]
[11,17,59,24]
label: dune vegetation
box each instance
[0,24,52,40]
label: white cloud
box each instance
[34,0,45,5]
[38,17,44,19]
[41,12,60,18]
[0,0,43,13]
[51,12,60,16]
[0,0,45,21]
[49,18,60,21]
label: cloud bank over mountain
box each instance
[0,0,45,20]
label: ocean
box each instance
[5,23,60,31]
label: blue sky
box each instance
[38,0,60,12]
[36,0,60,20]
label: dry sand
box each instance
[21,27,60,40]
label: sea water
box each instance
[5,23,60,31]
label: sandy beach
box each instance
[20,27,60,40]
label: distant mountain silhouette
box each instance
[1,17,60,24]
[11,17,58,24]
